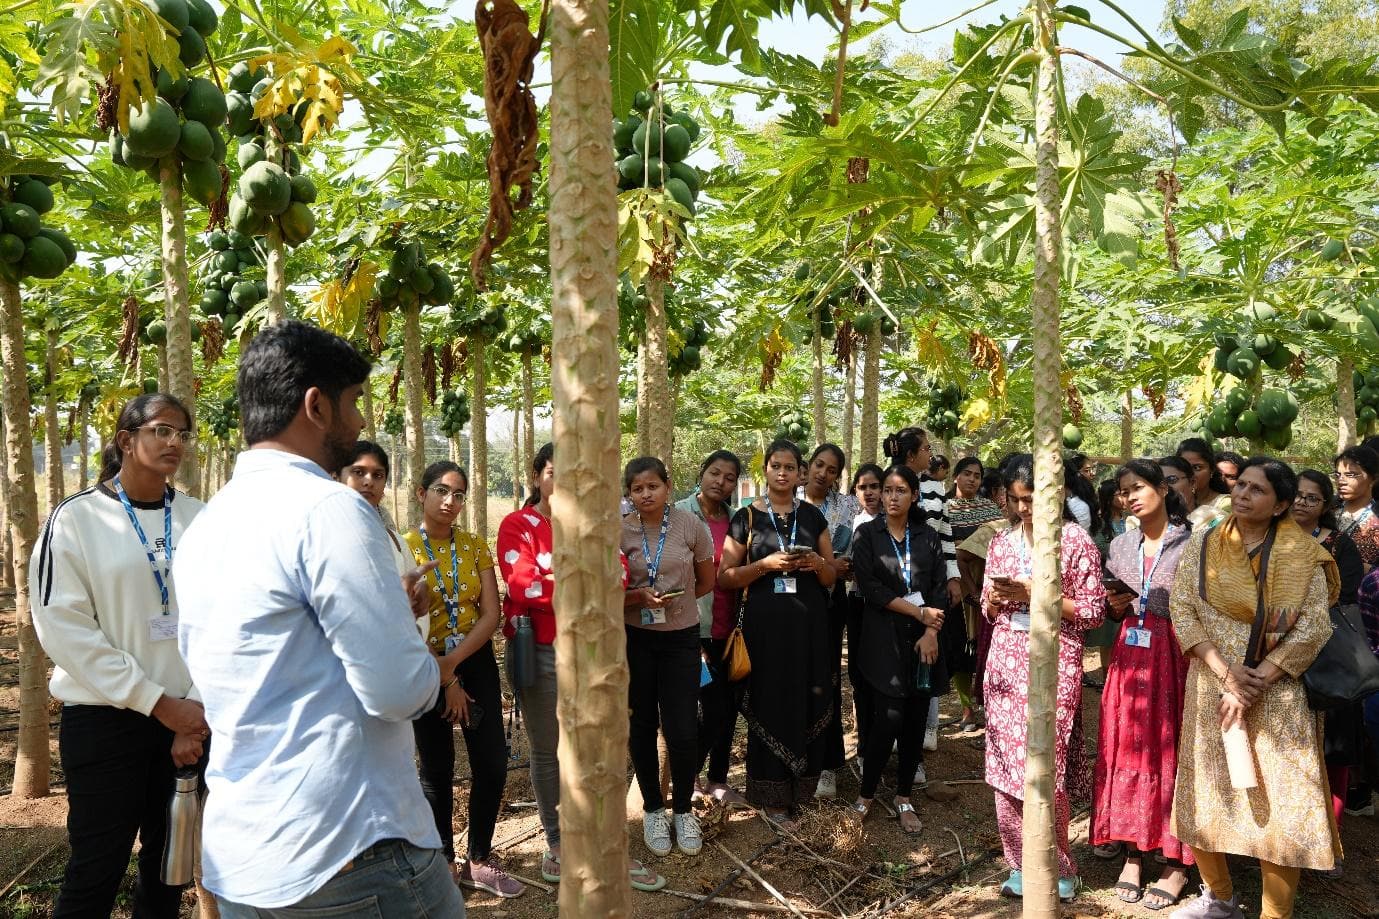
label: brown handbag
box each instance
[721,506,754,682]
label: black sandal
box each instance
[1143,885,1188,910]
[1114,881,1144,904]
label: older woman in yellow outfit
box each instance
[1169,457,1339,919]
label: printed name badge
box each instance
[149,614,179,642]
[1010,611,1032,632]
[700,659,713,687]
[902,590,925,608]
[640,607,667,626]
[444,633,467,655]
[774,577,798,595]
[1125,627,1152,648]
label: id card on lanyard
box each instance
[114,477,177,642]
[1010,529,1033,632]
[1126,537,1164,649]
[640,509,671,625]
[887,524,925,608]
[768,501,799,596]
[420,525,464,650]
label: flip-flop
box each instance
[895,801,923,835]
[1143,885,1188,910]
[628,861,666,892]
[541,851,560,884]
[1114,881,1144,903]
[1092,841,1124,859]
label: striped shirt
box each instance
[919,476,960,582]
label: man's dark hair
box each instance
[237,320,371,445]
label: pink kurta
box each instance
[981,522,1106,802]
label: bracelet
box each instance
[441,676,459,690]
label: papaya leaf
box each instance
[609,0,660,117]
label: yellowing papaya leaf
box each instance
[1182,352,1216,418]
[914,319,949,367]
[249,36,359,144]
[305,260,379,337]
[962,397,992,432]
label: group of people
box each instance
[24,317,1379,919]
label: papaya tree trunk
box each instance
[158,344,170,392]
[644,275,672,463]
[1,277,50,798]
[1337,357,1357,450]
[77,400,89,491]
[158,158,200,497]
[469,334,488,541]
[548,0,631,905]
[43,330,63,512]
[362,377,377,442]
[1023,4,1064,915]
[812,316,827,444]
[521,348,535,478]
[843,349,856,469]
[635,339,650,455]
[1120,389,1134,461]
[264,224,287,325]
[392,431,404,525]
[402,304,426,529]
[0,413,12,590]
[859,325,880,465]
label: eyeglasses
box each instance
[427,484,467,502]
[136,423,195,446]
[347,467,388,483]
[1333,471,1368,481]
[1162,475,1182,485]
[1295,494,1325,506]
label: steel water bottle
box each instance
[161,767,201,886]
[511,614,536,689]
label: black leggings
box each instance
[698,637,744,784]
[860,690,928,800]
[846,593,873,753]
[627,624,701,814]
[413,641,508,861]
[54,704,188,919]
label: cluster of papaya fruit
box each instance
[438,389,470,438]
[452,301,508,339]
[196,229,265,335]
[110,0,225,206]
[922,383,965,441]
[1210,304,1297,380]
[1200,386,1300,449]
[613,91,703,215]
[0,175,73,281]
[494,322,544,355]
[134,267,203,347]
[383,406,405,437]
[775,409,812,444]
[203,394,240,441]
[669,317,710,376]
[1351,367,1379,437]
[224,63,316,247]
[373,238,455,313]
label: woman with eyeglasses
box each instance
[337,440,409,573]
[1159,455,1209,526]
[402,462,522,898]
[31,393,209,919]
[1093,460,1194,908]
[1293,469,1365,876]
[1333,446,1379,570]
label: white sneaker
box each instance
[816,769,837,798]
[924,726,939,752]
[673,812,703,855]
[913,762,927,785]
[642,808,672,857]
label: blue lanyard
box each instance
[420,525,460,631]
[640,507,671,590]
[767,499,799,551]
[1136,531,1170,627]
[113,476,174,616]
[886,524,912,591]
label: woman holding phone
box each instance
[622,456,716,858]
[719,439,837,830]
[981,454,1106,901]
[1092,460,1193,908]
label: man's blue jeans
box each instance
[215,839,464,918]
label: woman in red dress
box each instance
[1093,459,1194,909]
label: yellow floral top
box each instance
[401,527,493,651]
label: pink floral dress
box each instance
[980,522,1106,803]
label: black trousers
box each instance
[860,690,928,800]
[845,592,873,754]
[626,624,700,814]
[698,637,744,785]
[54,704,185,919]
[413,640,508,862]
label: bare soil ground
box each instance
[3,590,1377,918]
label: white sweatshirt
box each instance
[30,483,205,714]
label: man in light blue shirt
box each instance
[176,321,462,917]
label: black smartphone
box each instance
[1103,576,1132,595]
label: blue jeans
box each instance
[215,839,464,919]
